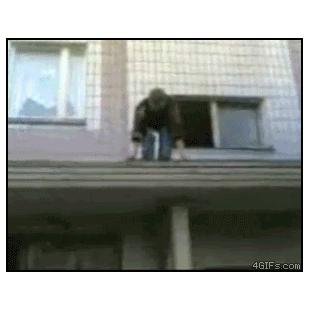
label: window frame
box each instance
[173,95,273,154]
[8,41,87,125]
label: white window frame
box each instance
[8,41,87,123]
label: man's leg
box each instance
[159,127,173,161]
[142,129,156,160]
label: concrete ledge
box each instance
[8,160,301,189]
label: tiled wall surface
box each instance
[85,40,103,130]
[288,40,302,104]
[8,39,301,161]
[127,40,301,158]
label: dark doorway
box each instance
[177,99,214,148]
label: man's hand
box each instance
[175,139,187,161]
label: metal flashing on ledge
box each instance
[8,118,87,127]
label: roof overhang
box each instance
[8,160,302,221]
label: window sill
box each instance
[214,146,275,152]
[182,147,276,161]
[8,117,87,127]
[185,146,274,152]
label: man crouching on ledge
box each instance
[130,88,186,161]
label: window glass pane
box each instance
[67,53,86,117]
[11,51,59,118]
[218,105,260,148]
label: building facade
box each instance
[8,40,302,270]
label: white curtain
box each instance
[11,52,59,118]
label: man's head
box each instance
[148,88,168,111]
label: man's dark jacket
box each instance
[132,97,183,143]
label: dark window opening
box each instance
[177,100,214,148]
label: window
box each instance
[9,44,86,121]
[175,96,264,150]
